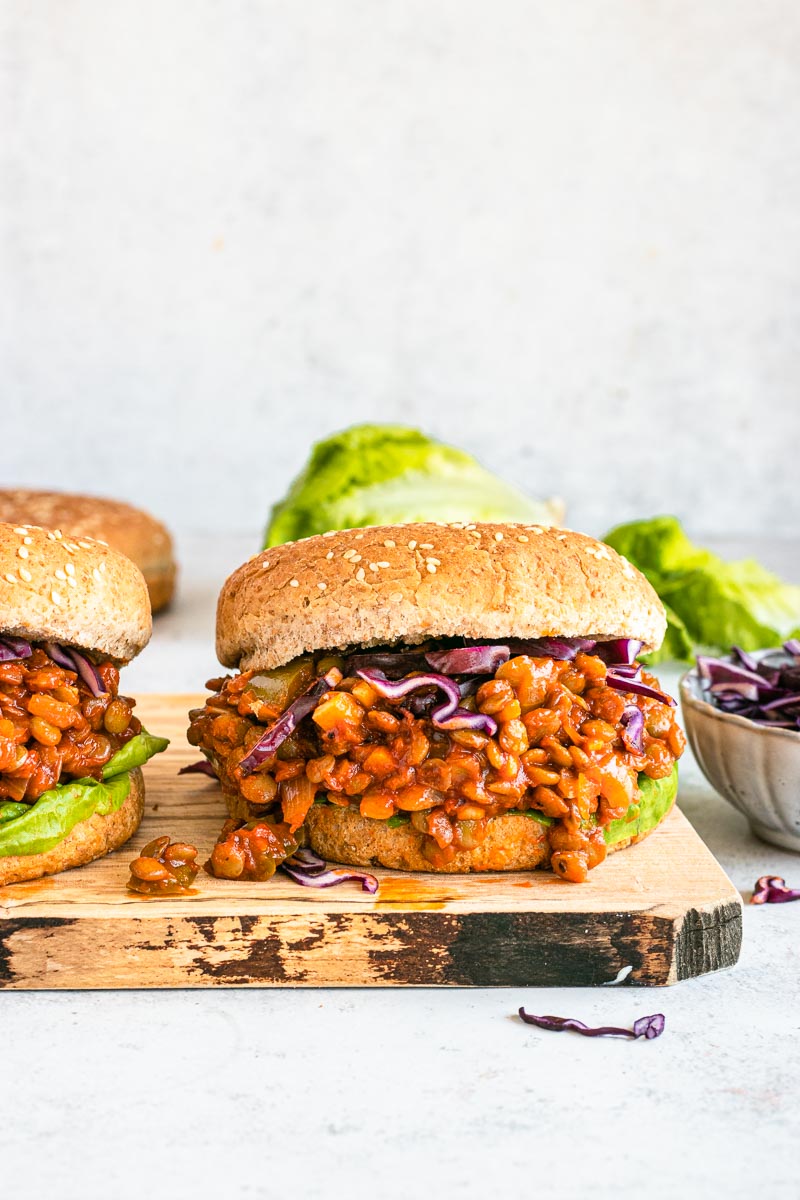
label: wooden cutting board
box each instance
[0,694,743,989]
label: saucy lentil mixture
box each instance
[188,644,686,882]
[0,645,141,803]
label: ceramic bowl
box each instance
[680,663,800,852]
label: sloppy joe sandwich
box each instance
[0,489,176,612]
[189,522,685,882]
[0,523,168,886]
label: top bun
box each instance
[217,522,666,672]
[0,523,152,661]
[0,489,175,612]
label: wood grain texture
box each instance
[0,695,743,989]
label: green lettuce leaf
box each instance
[0,775,130,857]
[0,728,169,858]
[265,424,562,547]
[103,730,170,779]
[603,766,678,846]
[604,516,800,662]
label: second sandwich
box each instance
[189,522,686,883]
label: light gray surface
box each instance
[4,535,800,1199]
[3,0,800,538]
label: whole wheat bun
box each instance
[0,768,145,887]
[302,797,674,874]
[0,522,151,661]
[217,522,666,671]
[0,489,176,612]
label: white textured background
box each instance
[1,1,799,540]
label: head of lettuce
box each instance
[264,424,563,548]
[605,515,800,662]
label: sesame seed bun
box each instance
[0,522,151,661]
[0,768,145,887]
[216,522,666,671]
[0,490,176,612]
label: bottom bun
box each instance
[303,799,672,874]
[0,768,145,887]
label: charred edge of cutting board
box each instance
[0,905,741,989]
[672,900,743,984]
[0,918,77,986]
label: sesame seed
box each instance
[407,540,417,550]
[19,568,32,582]
[369,563,379,572]
[517,535,529,543]
[557,534,568,541]
[55,569,66,581]
[63,544,76,554]
[343,549,356,559]
[532,527,544,535]
[356,567,366,582]
[427,557,440,566]
[383,540,395,548]
[427,562,437,574]
[325,551,334,560]
[51,589,63,605]
[4,573,16,584]
[322,530,336,538]
[351,554,362,563]
[420,543,434,550]
[53,530,63,540]
[318,582,327,591]
[99,562,106,572]
[354,533,364,540]
[67,577,76,588]
[23,536,32,546]
[494,532,503,541]
[13,527,27,536]
[289,579,299,587]
[377,561,390,569]
[46,532,56,541]
[390,591,404,602]
[469,530,481,538]
[17,546,29,559]
[78,541,93,550]
[92,568,102,583]
[261,561,270,569]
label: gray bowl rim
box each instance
[680,655,800,745]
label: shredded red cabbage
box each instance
[178,760,218,779]
[620,705,645,754]
[281,854,379,894]
[751,875,800,904]
[0,636,32,661]
[357,668,498,735]
[606,672,676,707]
[425,645,510,675]
[595,638,643,666]
[43,642,107,696]
[344,648,429,678]
[507,637,597,660]
[238,669,342,777]
[286,847,327,874]
[518,1009,665,1039]
[697,642,800,729]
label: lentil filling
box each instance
[0,646,141,803]
[188,645,686,882]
